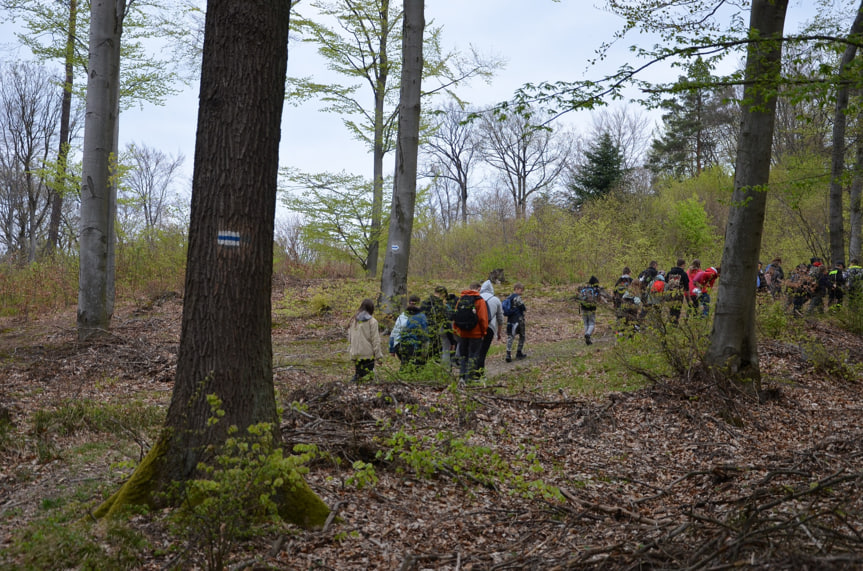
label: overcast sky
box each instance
[119,0,639,191]
[0,0,837,201]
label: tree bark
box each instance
[705,0,788,386]
[828,1,863,265]
[45,0,77,257]
[379,0,424,314]
[94,0,329,527]
[366,0,391,278]
[850,130,863,262]
[77,0,124,340]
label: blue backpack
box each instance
[502,294,517,317]
[400,313,427,347]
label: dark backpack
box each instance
[666,273,683,291]
[453,294,481,330]
[612,276,632,309]
[579,286,597,307]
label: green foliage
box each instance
[5,501,148,570]
[756,298,790,339]
[345,460,378,489]
[376,428,562,501]
[168,405,314,571]
[280,169,389,271]
[566,132,624,209]
[764,156,831,264]
[667,195,715,258]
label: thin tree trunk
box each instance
[705,0,788,386]
[367,0,390,278]
[379,0,423,315]
[78,0,124,340]
[46,0,77,257]
[850,132,863,261]
[828,1,863,265]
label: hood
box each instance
[480,279,495,296]
[356,310,372,322]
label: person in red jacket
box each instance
[452,281,489,384]
[691,266,719,318]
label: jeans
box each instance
[506,320,525,355]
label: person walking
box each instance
[452,282,489,384]
[348,298,384,382]
[665,258,690,323]
[503,283,527,362]
[579,276,600,345]
[477,279,504,380]
[389,295,429,370]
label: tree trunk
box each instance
[705,0,788,386]
[93,0,328,527]
[379,0,424,315]
[850,131,863,262]
[77,0,124,340]
[828,1,863,265]
[366,0,391,278]
[46,0,77,257]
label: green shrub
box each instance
[167,396,314,571]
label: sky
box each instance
[0,0,838,204]
[118,0,640,192]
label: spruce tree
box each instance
[567,131,623,209]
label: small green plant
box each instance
[375,428,562,501]
[345,460,378,489]
[799,339,859,382]
[756,298,789,339]
[167,396,314,571]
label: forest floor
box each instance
[2,280,863,569]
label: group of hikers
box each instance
[575,256,863,341]
[759,257,863,316]
[347,256,863,385]
[347,278,528,385]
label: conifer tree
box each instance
[566,131,623,209]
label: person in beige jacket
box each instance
[348,298,384,382]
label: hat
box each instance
[589,276,599,285]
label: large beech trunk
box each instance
[94,0,329,528]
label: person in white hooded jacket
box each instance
[348,298,384,382]
[477,279,505,379]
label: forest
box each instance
[2,0,863,569]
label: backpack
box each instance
[453,294,481,330]
[666,273,683,291]
[612,276,632,309]
[579,286,597,308]
[502,294,515,317]
[400,313,425,346]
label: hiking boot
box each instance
[515,352,527,360]
[585,334,592,345]
[505,352,512,363]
